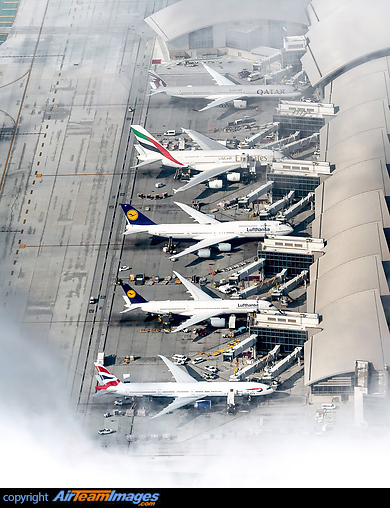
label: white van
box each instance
[172,354,188,362]
[321,403,336,411]
[164,130,177,136]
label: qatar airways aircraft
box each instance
[149,62,300,111]
[120,202,293,261]
[95,355,273,418]
[119,270,277,332]
[130,124,282,192]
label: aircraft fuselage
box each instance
[125,221,293,239]
[105,381,272,398]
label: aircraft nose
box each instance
[280,224,294,235]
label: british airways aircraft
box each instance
[95,355,273,418]
[149,62,300,112]
[119,271,277,333]
[120,202,293,261]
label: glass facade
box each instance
[311,375,354,395]
[273,113,325,137]
[261,251,314,277]
[268,173,320,199]
[226,27,262,51]
[188,27,214,50]
[251,326,307,355]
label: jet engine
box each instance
[217,243,232,252]
[227,172,241,182]
[208,180,223,189]
[210,317,226,328]
[233,99,247,109]
[197,249,211,258]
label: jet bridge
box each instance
[229,345,280,381]
[279,192,314,222]
[228,259,266,285]
[271,270,308,298]
[279,132,320,157]
[238,268,287,298]
[260,190,295,218]
[245,122,280,148]
[237,181,274,208]
[261,347,302,381]
[223,333,259,362]
[261,130,300,151]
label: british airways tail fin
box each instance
[94,363,123,392]
[120,204,156,227]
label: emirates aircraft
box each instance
[119,270,277,333]
[130,124,282,192]
[148,62,300,111]
[95,355,273,418]
[120,202,293,261]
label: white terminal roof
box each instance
[144,0,309,43]
[302,0,390,87]
[303,0,390,387]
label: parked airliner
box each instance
[130,124,282,192]
[149,62,300,111]
[120,202,293,261]
[119,271,277,333]
[95,355,273,418]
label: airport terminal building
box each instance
[145,0,310,60]
[301,0,390,420]
[147,0,390,418]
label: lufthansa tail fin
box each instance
[94,364,122,392]
[120,280,148,306]
[120,204,156,227]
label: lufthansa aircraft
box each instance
[119,271,277,332]
[130,124,282,192]
[120,202,293,261]
[94,355,273,418]
[149,62,300,111]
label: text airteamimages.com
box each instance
[2,490,161,505]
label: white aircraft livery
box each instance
[95,355,273,418]
[119,270,277,332]
[148,62,301,111]
[130,124,282,192]
[120,202,293,261]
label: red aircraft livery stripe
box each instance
[132,127,183,166]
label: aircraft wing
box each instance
[159,355,198,383]
[182,128,229,151]
[150,396,202,419]
[172,310,224,333]
[170,234,238,261]
[198,95,246,112]
[173,163,239,193]
[174,201,220,224]
[202,63,237,86]
[173,271,215,301]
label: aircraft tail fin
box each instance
[148,70,168,90]
[94,363,123,392]
[130,125,184,167]
[120,204,156,227]
[120,280,148,306]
